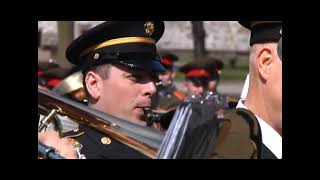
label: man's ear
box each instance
[85,71,102,100]
[257,46,273,81]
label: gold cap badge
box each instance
[144,21,155,36]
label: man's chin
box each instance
[162,82,170,86]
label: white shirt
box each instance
[236,100,282,159]
[240,74,250,100]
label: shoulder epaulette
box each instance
[173,90,186,101]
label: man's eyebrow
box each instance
[122,71,132,78]
[122,69,144,77]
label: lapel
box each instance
[261,143,278,159]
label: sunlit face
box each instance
[265,43,282,129]
[98,65,157,124]
[158,70,175,86]
[69,88,85,101]
[184,80,205,97]
[208,79,219,92]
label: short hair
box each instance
[82,64,112,101]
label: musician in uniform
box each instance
[236,21,282,159]
[212,21,282,159]
[155,52,185,112]
[179,61,228,120]
[179,61,212,98]
[39,21,167,159]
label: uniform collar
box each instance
[237,100,282,159]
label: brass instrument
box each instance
[52,71,84,99]
[38,101,63,136]
[38,88,165,158]
[52,71,87,104]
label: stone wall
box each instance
[38,21,250,53]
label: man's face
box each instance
[69,88,85,102]
[208,79,219,92]
[184,80,205,96]
[268,43,282,126]
[98,65,157,124]
[158,70,175,86]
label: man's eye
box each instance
[128,76,137,81]
[129,75,141,82]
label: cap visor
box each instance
[122,58,166,73]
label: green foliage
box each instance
[172,53,249,82]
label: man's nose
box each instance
[143,81,157,97]
[197,86,204,94]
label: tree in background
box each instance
[191,21,207,62]
[56,21,74,69]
